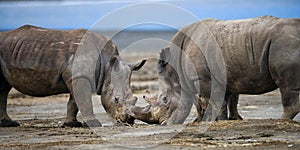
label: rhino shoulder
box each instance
[257,15,279,20]
[271,18,300,29]
[181,18,219,32]
[171,18,219,48]
[270,18,300,44]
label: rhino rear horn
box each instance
[128,96,138,105]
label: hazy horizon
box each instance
[1,0,300,31]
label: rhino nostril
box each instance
[143,95,146,99]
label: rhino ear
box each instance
[129,60,147,71]
[158,47,170,68]
[109,56,118,67]
[158,59,168,67]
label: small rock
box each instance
[288,144,293,148]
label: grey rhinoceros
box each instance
[0,25,146,127]
[130,16,300,125]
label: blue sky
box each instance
[1,0,300,30]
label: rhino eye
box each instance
[114,97,119,104]
[162,96,168,103]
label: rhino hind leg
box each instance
[280,89,300,119]
[0,77,19,127]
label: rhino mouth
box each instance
[128,95,173,125]
[129,105,161,124]
[115,113,135,125]
[115,98,138,125]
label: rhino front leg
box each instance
[63,95,83,127]
[193,94,208,122]
[201,89,227,122]
[218,93,243,120]
[166,93,194,125]
[197,93,242,121]
[67,78,102,127]
[216,100,228,120]
[0,81,19,127]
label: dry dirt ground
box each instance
[1,53,300,149]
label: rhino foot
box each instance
[193,117,202,123]
[217,115,229,121]
[63,121,83,127]
[83,119,102,127]
[0,118,20,127]
[229,115,243,120]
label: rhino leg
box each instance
[200,90,227,122]
[269,37,300,119]
[216,97,228,120]
[63,95,83,127]
[0,78,19,127]
[193,97,204,122]
[66,78,102,127]
[280,89,300,119]
[227,94,243,120]
[193,93,242,122]
[218,93,243,120]
[202,99,228,121]
[194,94,230,121]
[193,95,208,122]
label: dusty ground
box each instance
[1,53,300,149]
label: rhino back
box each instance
[0,25,88,96]
[178,16,282,95]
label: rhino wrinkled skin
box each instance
[131,16,300,125]
[0,25,145,127]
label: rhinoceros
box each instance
[0,25,146,127]
[130,16,300,125]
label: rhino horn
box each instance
[158,47,170,67]
[129,59,147,71]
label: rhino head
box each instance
[129,48,181,124]
[99,54,146,125]
[88,39,147,125]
